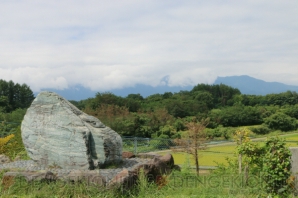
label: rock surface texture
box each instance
[21,91,122,170]
[1,153,177,190]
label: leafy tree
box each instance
[283,104,298,119]
[146,93,163,102]
[166,100,189,118]
[126,93,144,101]
[191,83,241,107]
[208,105,262,127]
[234,128,252,174]
[87,92,124,109]
[173,118,186,132]
[265,91,298,106]
[157,125,176,138]
[264,112,297,131]
[0,96,9,112]
[84,104,131,134]
[162,92,173,99]
[194,91,214,109]
[69,100,85,110]
[124,98,141,112]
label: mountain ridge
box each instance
[37,75,298,100]
[214,75,298,95]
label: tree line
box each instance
[0,79,34,112]
[71,84,298,138]
[1,79,298,139]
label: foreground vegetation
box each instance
[0,169,276,198]
[0,167,271,198]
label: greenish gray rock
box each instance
[21,91,122,170]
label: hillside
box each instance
[214,75,298,95]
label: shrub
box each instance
[264,112,297,131]
[262,137,292,196]
[249,125,271,135]
[0,120,20,137]
[205,126,234,139]
[2,126,27,160]
[0,134,14,154]
[151,139,175,150]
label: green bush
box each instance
[264,112,297,131]
[205,126,234,139]
[262,137,292,196]
[2,126,28,160]
[249,125,271,135]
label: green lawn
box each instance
[160,133,298,166]
[160,145,236,166]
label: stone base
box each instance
[1,154,177,190]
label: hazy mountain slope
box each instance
[214,75,298,95]
[38,75,298,101]
[39,84,193,101]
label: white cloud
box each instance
[0,0,297,92]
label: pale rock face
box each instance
[21,91,122,170]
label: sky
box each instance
[0,0,297,92]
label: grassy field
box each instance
[161,145,236,167]
[159,132,298,167]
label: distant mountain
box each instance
[38,84,193,101]
[37,75,298,101]
[214,75,298,95]
[40,85,97,101]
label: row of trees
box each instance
[0,80,34,112]
[1,78,298,139]
[70,83,298,138]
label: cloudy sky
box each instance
[0,0,297,92]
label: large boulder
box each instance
[21,91,122,170]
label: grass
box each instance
[0,168,270,197]
[285,133,298,141]
[159,132,298,167]
[161,146,236,167]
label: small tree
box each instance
[234,127,251,174]
[235,136,293,196]
[263,137,292,196]
[173,118,209,176]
